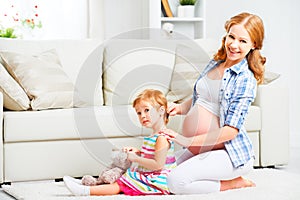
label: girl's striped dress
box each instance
[117,133,176,195]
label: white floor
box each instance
[1,131,299,200]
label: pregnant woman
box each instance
[161,12,266,194]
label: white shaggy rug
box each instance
[2,169,300,200]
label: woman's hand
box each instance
[167,98,192,116]
[160,129,191,147]
[160,128,178,139]
[167,102,180,116]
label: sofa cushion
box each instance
[166,40,211,103]
[0,49,86,110]
[0,38,104,106]
[0,63,30,111]
[3,105,145,142]
[103,39,176,105]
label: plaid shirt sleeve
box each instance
[219,59,257,167]
[223,72,257,129]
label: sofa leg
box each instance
[55,176,83,182]
[55,178,63,182]
[0,182,11,188]
[254,165,275,169]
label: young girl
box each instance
[63,89,176,196]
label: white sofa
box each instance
[0,37,289,184]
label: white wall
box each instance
[0,0,88,39]
[101,0,148,39]
[39,0,88,39]
[290,0,300,137]
[204,0,299,135]
[206,0,291,77]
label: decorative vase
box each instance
[177,5,195,18]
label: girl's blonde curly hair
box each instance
[133,89,169,124]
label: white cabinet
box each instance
[149,0,206,39]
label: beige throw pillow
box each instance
[0,62,31,110]
[103,39,176,105]
[263,71,280,84]
[167,41,211,103]
[0,49,84,110]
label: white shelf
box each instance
[149,0,206,39]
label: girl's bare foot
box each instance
[220,176,255,191]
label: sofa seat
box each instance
[3,104,262,182]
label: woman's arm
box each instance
[162,125,238,147]
[127,136,170,171]
[168,98,192,116]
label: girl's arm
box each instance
[127,136,170,171]
[162,125,238,147]
[167,98,192,116]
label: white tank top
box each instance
[195,74,221,116]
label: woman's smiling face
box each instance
[225,24,255,64]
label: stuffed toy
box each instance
[81,150,132,186]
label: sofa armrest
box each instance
[0,92,3,183]
[253,80,289,167]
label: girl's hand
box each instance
[167,102,180,116]
[123,147,140,155]
[160,129,191,148]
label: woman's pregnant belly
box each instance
[182,104,224,154]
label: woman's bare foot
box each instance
[220,176,255,191]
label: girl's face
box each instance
[225,24,255,65]
[134,100,162,129]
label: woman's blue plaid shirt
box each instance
[192,58,256,168]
